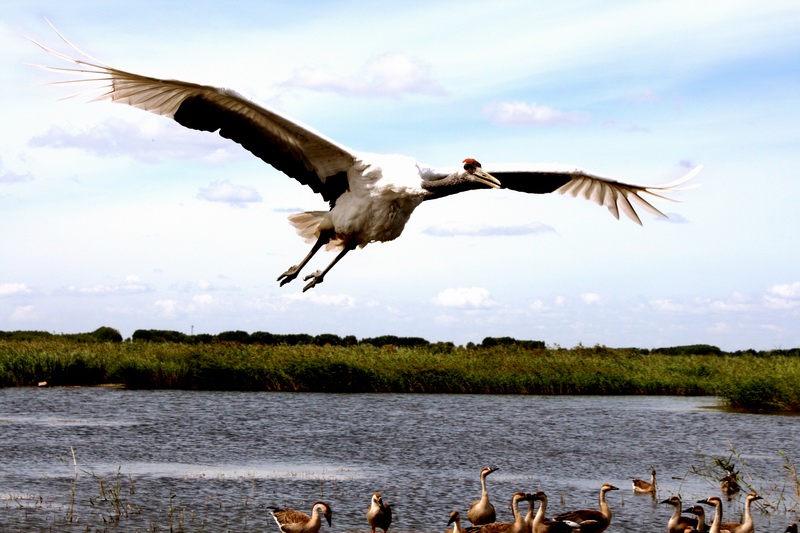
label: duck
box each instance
[553,483,619,533]
[268,501,332,533]
[447,511,468,533]
[632,467,657,496]
[661,495,698,533]
[526,491,575,533]
[718,493,761,533]
[682,504,708,533]
[468,466,499,525]
[466,491,534,533]
[367,491,393,533]
[785,523,798,533]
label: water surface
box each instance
[1,389,797,531]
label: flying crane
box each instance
[33,30,700,291]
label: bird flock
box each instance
[32,28,700,292]
[266,466,793,533]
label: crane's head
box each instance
[461,158,501,188]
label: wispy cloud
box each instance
[0,283,30,297]
[432,287,498,309]
[29,118,239,163]
[60,275,153,296]
[481,101,590,126]
[197,180,262,208]
[424,222,555,237]
[0,158,33,184]
[284,53,447,98]
[11,305,38,321]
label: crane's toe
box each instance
[277,266,301,286]
[302,271,324,291]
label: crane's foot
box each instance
[277,266,300,286]
[302,271,324,292]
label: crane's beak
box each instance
[472,167,501,188]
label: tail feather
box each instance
[287,211,344,251]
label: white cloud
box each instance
[28,117,239,163]
[282,292,357,308]
[11,305,38,321]
[63,278,153,296]
[432,287,498,309]
[285,53,446,97]
[424,222,555,237]
[0,283,30,297]
[580,293,602,305]
[0,157,33,184]
[481,101,590,126]
[197,180,262,207]
[768,281,800,299]
[155,299,180,318]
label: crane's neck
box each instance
[420,173,486,200]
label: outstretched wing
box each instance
[31,28,356,204]
[484,163,701,225]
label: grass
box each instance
[1,340,799,411]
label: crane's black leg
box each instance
[301,242,356,292]
[277,229,334,287]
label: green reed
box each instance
[2,340,799,411]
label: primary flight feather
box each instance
[32,28,700,291]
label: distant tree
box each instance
[481,337,545,350]
[92,326,123,343]
[313,333,344,346]
[360,335,430,347]
[216,330,251,343]
[653,344,723,356]
[132,329,189,343]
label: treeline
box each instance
[1,328,799,356]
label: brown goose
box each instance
[269,501,332,533]
[720,473,741,500]
[447,511,468,533]
[468,466,499,525]
[682,505,708,533]
[526,491,575,533]
[367,491,393,533]
[661,495,698,533]
[553,483,619,533]
[467,491,534,533]
[718,493,761,533]
[632,467,657,495]
[698,496,729,533]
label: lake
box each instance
[0,388,797,532]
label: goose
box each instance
[632,467,657,495]
[718,493,761,533]
[661,495,698,533]
[720,473,741,500]
[468,466,499,525]
[527,491,574,533]
[367,491,393,533]
[268,501,332,533]
[466,491,534,533]
[33,30,699,292]
[682,505,708,533]
[698,496,729,533]
[553,483,619,533]
[447,511,468,533]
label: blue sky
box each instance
[2,1,799,350]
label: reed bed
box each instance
[1,339,799,411]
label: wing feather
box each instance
[486,164,701,225]
[31,30,356,203]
